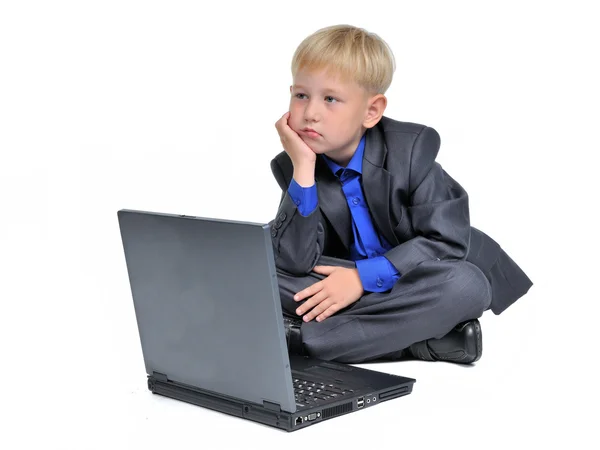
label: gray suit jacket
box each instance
[268,116,533,315]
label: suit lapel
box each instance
[362,123,400,247]
[315,119,400,252]
[315,156,352,251]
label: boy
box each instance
[269,25,532,364]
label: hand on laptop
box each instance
[293,266,364,323]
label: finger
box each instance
[278,111,290,125]
[294,280,323,302]
[296,290,328,318]
[303,298,334,322]
[275,112,290,130]
[315,303,342,322]
[312,265,335,275]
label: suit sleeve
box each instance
[383,126,471,275]
[268,157,325,276]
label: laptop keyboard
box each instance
[293,377,354,407]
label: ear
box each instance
[289,85,293,94]
[362,94,387,129]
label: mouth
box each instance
[301,128,321,138]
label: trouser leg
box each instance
[276,256,492,363]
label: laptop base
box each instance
[148,372,414,432]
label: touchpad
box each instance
[305,364,353,381]
[317,361,353,372]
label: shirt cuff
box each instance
[355,256,401,293]
[287,177,318,216]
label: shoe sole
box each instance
[471,319,482,363]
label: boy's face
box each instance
[288,68,385,166]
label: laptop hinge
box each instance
[262,400,281,412]
[152,371,168,382]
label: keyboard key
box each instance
[293,376,352,404]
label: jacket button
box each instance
[271,229,278,237]
[274,220,282,229]
[278,212,287,221]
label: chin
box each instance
[304,141,326,154]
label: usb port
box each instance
[357,397,364,408]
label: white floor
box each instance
[7,274,596,449]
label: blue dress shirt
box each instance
[287,133,401,293]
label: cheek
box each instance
[289,102,301,114]
[288,108,302,130]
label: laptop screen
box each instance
[118,209,296,413]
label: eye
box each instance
[295,93,307,99]
[325,96,338,103]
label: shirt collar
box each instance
[322,133,366,177]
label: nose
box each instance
[303,98,321,122]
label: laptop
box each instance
[117,208,416,431]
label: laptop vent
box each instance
[322,402,353,419]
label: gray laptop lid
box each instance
[118,209,296,413]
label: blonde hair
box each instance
[291,24,396,96]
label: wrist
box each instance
[353,268,365,292]
[293,163,316,187]
[293,157,316,171]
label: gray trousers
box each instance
[276,255,492,363]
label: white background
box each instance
[1,0,598,448]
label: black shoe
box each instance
[408,319,482,364]
[283,315,306,356]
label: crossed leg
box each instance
[276,255,492,363]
